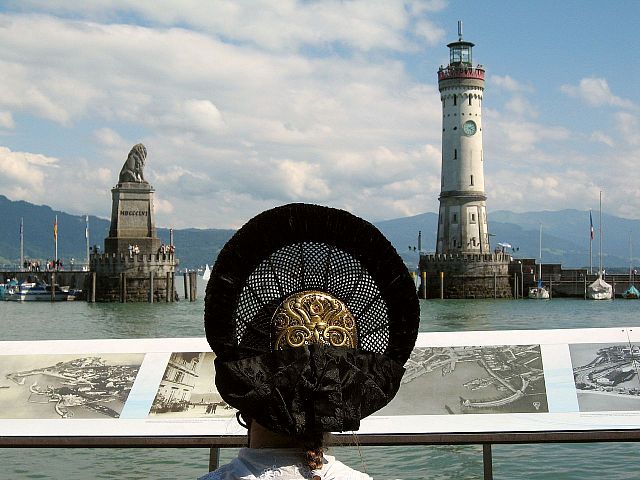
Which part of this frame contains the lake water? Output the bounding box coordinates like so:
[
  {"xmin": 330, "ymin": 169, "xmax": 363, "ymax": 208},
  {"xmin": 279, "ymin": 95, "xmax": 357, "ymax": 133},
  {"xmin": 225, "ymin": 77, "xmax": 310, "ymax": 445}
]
[{"xmin": 1, "ymin": 288, "xmax": 639, "ymax": 479}]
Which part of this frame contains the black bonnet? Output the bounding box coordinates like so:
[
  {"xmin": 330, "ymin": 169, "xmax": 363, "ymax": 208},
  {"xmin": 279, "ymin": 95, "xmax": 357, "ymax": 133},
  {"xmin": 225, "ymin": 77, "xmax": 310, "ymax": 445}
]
[{"xmin": 204, "ymin": 203, "xmax": 419, "ymax": 437}]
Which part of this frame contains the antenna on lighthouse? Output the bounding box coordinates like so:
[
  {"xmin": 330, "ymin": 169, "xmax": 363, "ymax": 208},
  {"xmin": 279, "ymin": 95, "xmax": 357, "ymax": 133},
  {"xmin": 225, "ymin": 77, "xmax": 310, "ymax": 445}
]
[{"xmin": 458, "ymin": 20, "xmax": 463, "ymax": 41}]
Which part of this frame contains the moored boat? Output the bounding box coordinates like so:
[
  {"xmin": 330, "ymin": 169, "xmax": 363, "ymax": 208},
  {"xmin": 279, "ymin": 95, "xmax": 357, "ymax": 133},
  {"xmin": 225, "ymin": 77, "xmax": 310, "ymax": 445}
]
[
  {"xmin": 622, "ymin": 235, "xmax": 638, "ymax": 299},
  {"xmin": 587, "ymin": 274, "xmax": 613, "ymax": 300},
  {"xmin": 529, "ymin": 224, "xmax": 550, "ymax": 299},
  {"xmin": 622, "ymin": 285, "xmax": 640, "ymax": 299},
  {"xmin": 3, "ymin": 279, "xmax": 79, "ymax": 302},
  {"xmin": 529, "ymin": 281, "xmax": 550, "ymax": 299},
  {"xmin": 588, "ymin": 192, "xmax": 612, "ymax": 300}
]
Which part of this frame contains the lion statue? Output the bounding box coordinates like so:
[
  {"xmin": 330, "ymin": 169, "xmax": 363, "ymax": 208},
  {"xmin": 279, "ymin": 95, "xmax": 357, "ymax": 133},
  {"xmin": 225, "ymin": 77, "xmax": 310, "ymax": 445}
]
[{"xmin": 118, "ymin": 143, "xmax": 147, "ymax": 183}]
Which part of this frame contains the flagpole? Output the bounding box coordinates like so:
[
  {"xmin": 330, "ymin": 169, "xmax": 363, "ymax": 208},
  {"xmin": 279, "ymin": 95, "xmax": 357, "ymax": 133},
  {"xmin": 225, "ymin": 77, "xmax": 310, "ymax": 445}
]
[
  {"xmin": 54, "ymin": 215, "xmax": 58, "ymax": 271},
  {"xmin": 20, "ymin": 217, "xmax": 24, "ymax": 271},
  {"xmin": 589, "ymin": 209, "xmax": 593, "ymax": 275}
]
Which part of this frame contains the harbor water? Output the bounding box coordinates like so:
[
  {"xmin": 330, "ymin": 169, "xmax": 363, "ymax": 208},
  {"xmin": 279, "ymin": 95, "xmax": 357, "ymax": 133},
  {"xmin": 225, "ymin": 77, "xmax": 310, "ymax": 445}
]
[{"xmin": 1, "ymin": 288, "xmax": 640, "ymax": 479}]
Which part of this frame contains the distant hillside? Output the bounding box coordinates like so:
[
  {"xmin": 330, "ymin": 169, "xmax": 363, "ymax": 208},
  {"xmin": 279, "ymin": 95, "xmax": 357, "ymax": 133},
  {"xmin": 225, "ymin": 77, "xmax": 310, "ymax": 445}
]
[
  {"xmin": 1, "ymin": 195, "xmax": 638, "ymax": 270},
  {"xmin": 371, "ymin": 209, "xmax": 638, "ymax": 269},
  {"xmin": 0, "ymin": 195, "xmax": 234, "ymax": 269}
]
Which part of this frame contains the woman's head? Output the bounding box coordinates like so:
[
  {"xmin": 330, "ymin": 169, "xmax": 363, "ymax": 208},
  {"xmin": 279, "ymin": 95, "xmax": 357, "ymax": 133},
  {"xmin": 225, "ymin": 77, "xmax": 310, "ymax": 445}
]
[{"xmin": 205, "ymin": 203, "xmax": 420, "ymax": 440}]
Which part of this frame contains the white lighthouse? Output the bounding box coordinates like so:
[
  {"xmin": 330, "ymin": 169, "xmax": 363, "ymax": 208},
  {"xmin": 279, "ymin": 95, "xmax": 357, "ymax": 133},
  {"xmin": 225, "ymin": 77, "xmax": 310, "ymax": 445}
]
[
  {"xmin": 420, "ymin": 22, "xmax": 512, "ymax": 299},
  {"xmin": 436, "ymin": 22, "xmax": 490, "ymax": 255}
]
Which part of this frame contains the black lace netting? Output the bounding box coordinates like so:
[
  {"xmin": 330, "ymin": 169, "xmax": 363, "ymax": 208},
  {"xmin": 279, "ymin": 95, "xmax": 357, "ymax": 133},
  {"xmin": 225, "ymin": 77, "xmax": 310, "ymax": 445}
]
[
  {"xmin": 233, "ymin": 241, "xmax": 389, "ymax": 355},
  {"xmin": 204, "ymin": 203, "xmax": 420, "ymax": 437}
]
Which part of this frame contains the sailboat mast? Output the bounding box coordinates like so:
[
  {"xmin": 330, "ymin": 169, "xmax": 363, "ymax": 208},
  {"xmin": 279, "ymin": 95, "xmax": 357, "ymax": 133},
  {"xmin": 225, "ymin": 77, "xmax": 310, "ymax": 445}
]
[
  {"xmin": 20, "ymin": 217, "xmax": 24, "ymax": 271},
  {"xmin": 85, "ymin": 215, "xmax": 90, "ymax": 270},
  {"xmin": 599, "ymin": 191, "xmax": 603, "ymax": 275},
  {"xmin": 630, "ymin": 233, "xmax": 633, "ymax": 283},
  {"xmin": 539, "ymin": 223, "xmax": 542, "ymax": 280}
]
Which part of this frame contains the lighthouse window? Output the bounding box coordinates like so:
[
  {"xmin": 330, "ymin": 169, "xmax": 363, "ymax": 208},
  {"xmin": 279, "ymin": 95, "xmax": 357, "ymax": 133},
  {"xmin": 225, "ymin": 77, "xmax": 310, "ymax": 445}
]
[
  {"xmin": 454, "ymin": 149, "xmax": 457, "ymax": 159},
  {"xmin": 452, "ymin": 213, "xmax": 458, "ymax": 223},
  {"xmin": 471, "ymin": 213, "xmax": 476, "ymax": 223},
  {"xmin": 453, "ymin": 95, "xmax": 457, "ymax": 106},
  {"xmin": 470, "ymin": 174, "xmax": 474, "ymax": 186},
  {"xmin": 469, "ymin": 96, "xmax": 472, "ymax": 106},
  {"xmin": 442, "ymin": 98, "xmax": 445, "ymax": 107}
]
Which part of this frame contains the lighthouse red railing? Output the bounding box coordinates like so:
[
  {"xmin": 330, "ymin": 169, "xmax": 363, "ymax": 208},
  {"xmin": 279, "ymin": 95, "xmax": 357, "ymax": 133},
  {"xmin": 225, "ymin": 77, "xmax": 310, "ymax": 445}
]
[{"xmin": 438, "ymin": 66, "xmax": 485, "ymax": 81}]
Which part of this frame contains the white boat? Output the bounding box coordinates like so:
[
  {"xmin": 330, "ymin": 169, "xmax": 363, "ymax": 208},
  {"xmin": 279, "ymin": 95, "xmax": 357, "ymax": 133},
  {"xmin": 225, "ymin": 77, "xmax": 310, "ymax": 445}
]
[
  {"xmin": 587, "ymin": 191, "xmax": 612, "ymax": 300},
  {"xmin": 202, "ymin": 264, "xmax": 211, "ymax": 282},
  {"xmin": 529, "ymin": 283, "xmax": 550, "ymax": 299},
  {"xmin": 588, "ymin": 274, "xmax": 613, "ymax": 300},
  {"xmin": 3, "ymin": 280, "xmax": 79, "ymax": 302},
  {"xmin": 528, "ymin": 224, "xmax": 550, "ymax": 299}
]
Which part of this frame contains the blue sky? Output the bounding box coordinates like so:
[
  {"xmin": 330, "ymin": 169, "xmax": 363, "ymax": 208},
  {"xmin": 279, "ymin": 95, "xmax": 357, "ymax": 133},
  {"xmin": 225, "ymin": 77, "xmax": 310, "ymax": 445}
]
[{"xmin": 0, "ymin": 1, "xmax": 637, "ymax": 228}]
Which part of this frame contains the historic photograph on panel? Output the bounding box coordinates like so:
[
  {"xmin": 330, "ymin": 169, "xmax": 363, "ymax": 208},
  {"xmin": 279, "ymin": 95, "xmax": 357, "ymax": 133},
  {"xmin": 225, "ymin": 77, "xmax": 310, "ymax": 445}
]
[
  {"xmin": 149, "ymin": 352, "xmax": 235, "ymax": 418},
  {"xmin": 378, "ymin": 345, "xmax": 548, "ymax": 416},
  {"xmin": 570, "ymin": 343, "xmax": 640, "ymax": 412},
  {"xmin": 0, "ymin": 353, "xmax": 144, "ymax": 419}
]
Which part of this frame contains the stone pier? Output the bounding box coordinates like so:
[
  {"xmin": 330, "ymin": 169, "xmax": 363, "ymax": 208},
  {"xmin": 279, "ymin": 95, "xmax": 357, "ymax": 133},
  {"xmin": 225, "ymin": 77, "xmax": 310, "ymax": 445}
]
[{"xmin": 420, "ymin": 252, "xmax": 513, "ymax": 299}]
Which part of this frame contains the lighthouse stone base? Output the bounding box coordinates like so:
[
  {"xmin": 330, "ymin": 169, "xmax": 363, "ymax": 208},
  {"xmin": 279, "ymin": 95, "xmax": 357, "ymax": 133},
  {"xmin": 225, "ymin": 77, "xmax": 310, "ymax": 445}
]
[{"xmin": 420, "ymin": 253, "xmax": 512, "ymax": 299}]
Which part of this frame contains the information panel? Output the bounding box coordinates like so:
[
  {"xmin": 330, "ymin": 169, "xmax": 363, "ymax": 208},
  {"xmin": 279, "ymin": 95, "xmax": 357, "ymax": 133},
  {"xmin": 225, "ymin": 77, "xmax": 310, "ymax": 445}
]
[{"xmin": 1, "ymin": 327, "xmax": 640, "ymax": 438}]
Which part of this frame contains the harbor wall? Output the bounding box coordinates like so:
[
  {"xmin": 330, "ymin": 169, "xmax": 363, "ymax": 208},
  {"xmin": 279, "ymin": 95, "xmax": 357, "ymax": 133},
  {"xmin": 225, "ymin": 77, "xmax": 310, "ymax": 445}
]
[{"xmin": 90, "ymin": 252, "xmax": 178, "ymax": 302}]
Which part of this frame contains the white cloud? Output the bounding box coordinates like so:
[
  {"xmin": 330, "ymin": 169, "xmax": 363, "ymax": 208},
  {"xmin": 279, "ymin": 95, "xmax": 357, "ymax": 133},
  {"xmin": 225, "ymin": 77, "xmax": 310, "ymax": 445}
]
[
  {"xmin": 490, "ymin": 75, "xmax": 534, "ymax": 93},
  {"xmin": 4, "ymin": 1, "xmax": 439, "ymax": 53},
  {"xmin": 590, "ymin": 131, "xmax": 614, "ymax": 147},
  {"xmin": 485, "ymin": 111, "xmax": 570, "ymax": 155},
  {"xmin": 0, "ymin": 146, "xmax": 57, "ymax": 195},
  {"xmin": 504, "ymin": 96, "xmax": 538, "ymax": 118},
  {"xmin": 94, "ymin": 127, "xmax": 125, "ymax": 147},
  {"xmin": 561, "ymin": 77, "xmax": 634, "ymax": 109},
  {"xmin": 0, "ymin": 4, "xmax": 638, "ymax": 227},
  {"xmin": 0, "ymin": 111, "xmax": 15, "ymax": 129},
  {"xmin": 414, "ymin": 19, "xmax": 445, "ymax": 45},
  {"xmin": 614, "ymin": 112, "xmax": 640, "ymax": 146}
]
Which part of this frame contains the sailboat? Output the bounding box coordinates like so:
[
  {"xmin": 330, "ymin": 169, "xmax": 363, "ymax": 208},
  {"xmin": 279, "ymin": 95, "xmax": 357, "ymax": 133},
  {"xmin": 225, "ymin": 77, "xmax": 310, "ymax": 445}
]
[
  {"xmin": 202, "ymin": 264, "xmax": 211, "ymax": 282},
  {"xmin": 622, "ymin": 234, "xmax": 639, "ymax": 299},
  {"xmin": 587, "ymin": 191, "xmax": 613, "ymax": 300},
  {"xmin": 528, "ymin": 223, "xmax": 550, "ymax": 299}
]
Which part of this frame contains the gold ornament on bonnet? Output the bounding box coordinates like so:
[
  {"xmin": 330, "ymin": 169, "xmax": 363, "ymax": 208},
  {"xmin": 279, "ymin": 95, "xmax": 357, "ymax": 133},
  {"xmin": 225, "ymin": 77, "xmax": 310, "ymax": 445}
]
[{"xmin": 272, "ymin": 290, "xmax": 357, "ymax": 349}]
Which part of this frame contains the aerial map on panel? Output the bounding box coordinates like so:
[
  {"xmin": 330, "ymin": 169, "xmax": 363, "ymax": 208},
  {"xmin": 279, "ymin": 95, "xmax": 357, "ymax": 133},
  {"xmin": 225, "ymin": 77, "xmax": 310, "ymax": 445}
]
[
  {"xmin": 570, "ymin": 343, "xmax": 640, "ymax": 412},
  {"xmin": 379, "ymin": 345, "xmax": 548, "ymax": 416},
  {"xmin": 0, "ymin": 354, "xmax": 143, "ymax": 419}
]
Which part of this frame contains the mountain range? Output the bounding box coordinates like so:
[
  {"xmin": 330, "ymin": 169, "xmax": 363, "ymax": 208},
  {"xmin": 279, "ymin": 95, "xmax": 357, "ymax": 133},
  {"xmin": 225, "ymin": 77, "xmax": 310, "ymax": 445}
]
[{"xmin": 1, "ymin": 194, "xmax": 638, "ymax": 271}]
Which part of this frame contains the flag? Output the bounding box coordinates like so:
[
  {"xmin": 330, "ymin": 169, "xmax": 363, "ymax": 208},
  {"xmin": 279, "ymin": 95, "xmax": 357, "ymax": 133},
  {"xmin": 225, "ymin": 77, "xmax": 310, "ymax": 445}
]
[
  {"xmin": 54, "ymin": 216, "xmax": 58, "ymax": 240},
  {"xmin": 589, "ymin": 210, "xmax": 594, "ymax": 240}
]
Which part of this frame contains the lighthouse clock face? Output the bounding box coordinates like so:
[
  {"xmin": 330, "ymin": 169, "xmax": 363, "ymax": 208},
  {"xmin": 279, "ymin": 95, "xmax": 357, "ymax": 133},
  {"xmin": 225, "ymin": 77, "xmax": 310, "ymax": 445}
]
[{"xmin": 463, "ymin": 120, "xmax": 477, "ymax": 136}]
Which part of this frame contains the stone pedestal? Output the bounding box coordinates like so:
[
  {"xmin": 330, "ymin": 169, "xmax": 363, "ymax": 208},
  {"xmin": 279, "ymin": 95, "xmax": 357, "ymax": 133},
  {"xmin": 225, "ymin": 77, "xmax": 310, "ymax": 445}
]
[
  {"xmin": 420, "ymin": 252, "xmax": 513, "ymax": 299},
  {"xmin": 104, "ymin": 182, "xmax": 161, "ymax": 255},
  {"xmin": 91, "ymin": 168, "xmax": 179, "ymax": 302}
]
